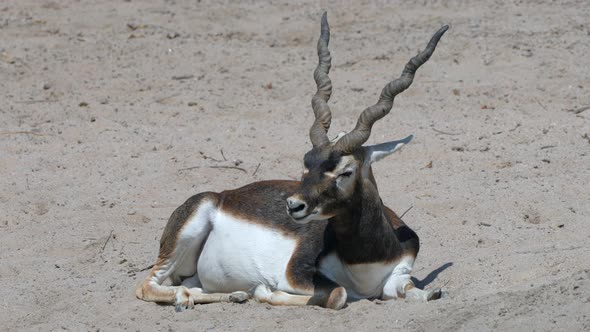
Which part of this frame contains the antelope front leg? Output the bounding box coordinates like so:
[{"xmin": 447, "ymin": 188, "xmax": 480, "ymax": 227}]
[
  {"xmin": 381, "ymin": 257, "xmax": 444, "ymax": 301},
  {"xmin": 382, "ymin": 276, "xmax": 443, "ymax": 301}
]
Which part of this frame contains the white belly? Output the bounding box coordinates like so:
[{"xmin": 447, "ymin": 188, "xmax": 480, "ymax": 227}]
[
  {"xmin": 319, "ymin": 252, "xmax": 398, "ymax": 299},
  {"xmin": 197, "ymin": 211, "xmax": 297, "ymax": 293}
]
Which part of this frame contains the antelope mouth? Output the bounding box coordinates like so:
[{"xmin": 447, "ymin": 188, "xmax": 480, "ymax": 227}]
[
  {"xmin": 293, "ymin": 211, "xmax": 317, "ymax": 221},
  {"xmin": 290, "ymin": 210, "xmax": 319, "ymax": 224}
]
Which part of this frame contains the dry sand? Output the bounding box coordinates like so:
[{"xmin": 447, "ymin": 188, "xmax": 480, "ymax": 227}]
[{"xmin": 1, "ymin": 0, "xmax": 589, "ymax": 331}]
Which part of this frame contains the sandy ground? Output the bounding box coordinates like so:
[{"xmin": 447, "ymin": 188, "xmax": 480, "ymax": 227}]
[{"xmin": 1, "ymin": 0, "xmax": 589, "ymax": 330}]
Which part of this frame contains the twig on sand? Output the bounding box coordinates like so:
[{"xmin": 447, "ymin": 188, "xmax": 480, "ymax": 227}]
[
  {"xmin": 127, "ymin": 263, "xmax": 155, "ymax": 276},
  {"xmin": 15, "ymin": 99, "xmax": 58, "ymax": 104},
  {"xmin": 508, "ymin": 123, "xmax": 521, "ymax": 132},
  {"xmin": 154, "ymin": 93, "xmax": 180, "ymax": 104},
  {"xmin": 1, "ymin": 131, "xmax": 49, "ymax": 136},
  {"xmin": 533, "ymin": 97, "xmax": 548, "ymax": 111},
  {"xmin": 220, "ymin": 149, "xmax": 227, "ymax": 161},
  {"xmin": 209, "ymin": 165, "xmax": 247, "ymax": 173},
  {"xmin": 399, "ymin": 205, "xmax": 414, "ymax": 219},
  {"xmin": 570, "ymin": 105, "xmax": 590, "ymax": 114},
  {"xmin": 252, "ymin": 163, "xmax": 261, "ymax": 176},
  {"xmin": 177, "ymin": 166, "xmax": 200, "ymax": 172},
  {"xmin": 432, "ymin": 128, "xmax": 460, "ymax": 135},
  {"xmin": 139, "ymin": 264, "xmax": 154, "ymax": 272},
  {"xmin": 171, "ymin": 74, "xmax": 194, "ymax": 80},
  {"xmin": 516, "ymin": 245, "xmax": 582, "ymax": 255},
  {"xmin": 199, "ymin": 151, "xmax": 221, "ymax": 162},
  {"xmin": 102, "ymin": 230, "xmax": 114, "ymax": 251},
  {"xmin": 178, "ymin": 165, "xmax": 248, "ymax": 173}
]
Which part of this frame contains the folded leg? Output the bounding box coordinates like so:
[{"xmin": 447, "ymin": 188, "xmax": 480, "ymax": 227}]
[
  {"xmin": 252, "ymin": 273, "xmax": 347, "ymax": 310},
  {"xmin": 381, "ymin": 256, "xmax": 443, "ymax": 301}
]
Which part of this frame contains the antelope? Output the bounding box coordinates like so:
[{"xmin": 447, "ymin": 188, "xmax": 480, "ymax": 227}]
[{"xmin": 136, "ymin": 12, "xmax": 448, "ymax": 311}]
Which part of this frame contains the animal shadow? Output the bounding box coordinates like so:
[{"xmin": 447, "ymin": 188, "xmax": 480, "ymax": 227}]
[{"xmin": 412, "ymin": 262, "xmax": 453, "ymax": 289}]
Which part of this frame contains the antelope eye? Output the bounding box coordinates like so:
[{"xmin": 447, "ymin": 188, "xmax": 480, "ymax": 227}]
[{"xmin": 339, "ymin": 171, "xmax": 353, "ymax": 178}]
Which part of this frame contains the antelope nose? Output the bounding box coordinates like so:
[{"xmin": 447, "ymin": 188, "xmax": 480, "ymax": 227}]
[{"xmin": 286, "ymin": 197, "xmax": 307, "ymax": 214}]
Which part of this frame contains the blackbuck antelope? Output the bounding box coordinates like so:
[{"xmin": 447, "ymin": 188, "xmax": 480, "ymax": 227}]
[{"xmin": 136, "ymin": 13, "xmax": 448, "ymax": 311}]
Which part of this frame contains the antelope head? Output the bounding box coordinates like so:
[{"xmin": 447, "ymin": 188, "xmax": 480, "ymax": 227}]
[{"xmin": 286, "ymin": 13, "xmax": 448, "ymax": 224}]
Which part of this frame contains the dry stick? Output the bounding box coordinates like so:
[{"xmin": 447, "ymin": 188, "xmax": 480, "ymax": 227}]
[
  {"xmin": 533, "ymin": 97, "xmax": 548, "ymax": 111},
  {"xmin": 178, "ymin": 165, "xmax": 248, "ymax": 173},
  {"xmin": 15, "ymin": 99, "xmax": 58, "ymax": 104},
  {"xmin": 155, "ymin": 93, "xmax": 180, "ymax": 104},
  {"xmin": 432, "ymin": 128, "xmax": 460, "ymax": 135},
  {"xmin": 1, "ymin": 131, "xmax": 49, "ymax": 136},
  {"xmin": 252, "ymin": 163, "xmax": 261, "ymax": 176},
  {"xmin": 177, "ymin": 166, "xmax": 200, "ymax": 172},
  {"xmin": 399, "ymin": 205, "xmax": 414, "ymax": 219},
  {"xmin": 516, "ymin": 245, "xmax": 583, "ymax": 255},
  {"xmin": 220, "ymin": 149, "xmax": 227, "ymax": 161},
  {"xmin": 200, "ymin": 152, "xmax": 222, "ymax": 162},
  {"xmin": 102, "ymin": 230, "xmax": 114, "ymax": 251},
  {"xmin": 509, "ymin": 123, "xmax": 522, "ymax": 132},
  {"xmin": 172, "ymin": 74, "xmax": 194, "ymax": 80},
  {"xmin": 572, "ymin": 105, "xmax": 590, "ymax": 114},
  {"xmin": 139, "ymin": 264, "xmax": 154, "ymax": 272},
  {"xmin": 209, "ymin": 165, "xmax": 247, "ymax": 173}
]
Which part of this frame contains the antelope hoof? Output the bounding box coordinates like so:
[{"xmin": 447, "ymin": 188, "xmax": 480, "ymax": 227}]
[
  {"xmin": 426, "ymin": 288, "xmax": 445, "ymax": 301},
  {"xmin": 326, "ymin": 287, "xmax": 347, "ymax": 310},
  {"xmin": 229, "ymin": 291, "xmax": 249, "ymax": 303},
  {"xmin": 174, "ymin": 287, "xmax": 194, "ymax": 312}
]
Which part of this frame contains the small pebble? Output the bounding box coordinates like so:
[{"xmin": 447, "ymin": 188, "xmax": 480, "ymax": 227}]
[{"xmin": 167, "ymin": 32, "xmax": 180, "ymax": 39}]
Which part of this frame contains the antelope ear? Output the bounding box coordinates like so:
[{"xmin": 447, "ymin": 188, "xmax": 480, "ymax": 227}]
[{"xmin": 364, "ymin": 135, "xmax": 413, "ymax": 164}]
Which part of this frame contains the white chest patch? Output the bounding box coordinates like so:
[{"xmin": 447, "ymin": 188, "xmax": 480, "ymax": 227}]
[
  {"xmin": 319, "ymin": 252, "xmax": 398, "ymax": 299},
  {"xmin": 197, "ymin": 211, "xmax": 297, "ymax": 293}
]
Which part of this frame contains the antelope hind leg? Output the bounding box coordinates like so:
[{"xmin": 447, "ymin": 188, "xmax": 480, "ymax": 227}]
[
  {"xmin": 135, "ymin": 261, "xmax": 192, "ymax": 310},
  {"xmin": 173, "ymin": 274, "xmax": 250, "ymax": 311},
  {"xmin": 382, "ymin": 274, "xmax": 446, "ymax": 301},
  {"xmin": 175, "ymin": 287, "xmax": 249, "ymax": 312},
  {"xmin": 381, "ymin": 257, "xmax": 446, "ymax": 301}
]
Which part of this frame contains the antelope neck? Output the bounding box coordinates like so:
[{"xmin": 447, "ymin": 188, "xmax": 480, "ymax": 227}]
[{"xmin": 326, "ymin": 180, "xmax": 401, "ymax": 265}]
